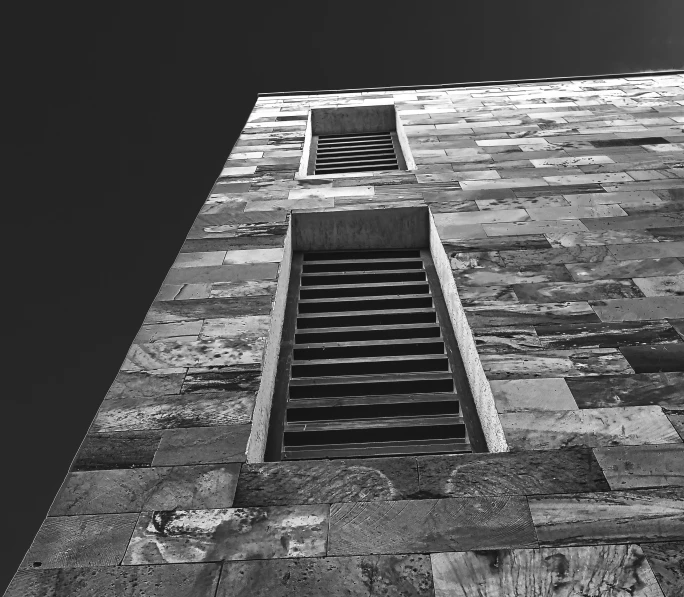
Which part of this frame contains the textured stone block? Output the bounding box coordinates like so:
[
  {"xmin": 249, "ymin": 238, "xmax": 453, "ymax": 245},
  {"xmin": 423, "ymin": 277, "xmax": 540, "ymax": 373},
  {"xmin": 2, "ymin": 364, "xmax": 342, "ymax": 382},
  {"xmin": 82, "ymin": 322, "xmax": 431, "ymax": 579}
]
[
  {"xmin": 594, "ymin": 444, "xmax": 684, "ymax": 489},
  {"xmin": 153, "ymin": 425, "xmax": 251, "ymax": 465},
  {"xmin": 640, "ymin": 541, "xmax": 684, "ymax": 597}
]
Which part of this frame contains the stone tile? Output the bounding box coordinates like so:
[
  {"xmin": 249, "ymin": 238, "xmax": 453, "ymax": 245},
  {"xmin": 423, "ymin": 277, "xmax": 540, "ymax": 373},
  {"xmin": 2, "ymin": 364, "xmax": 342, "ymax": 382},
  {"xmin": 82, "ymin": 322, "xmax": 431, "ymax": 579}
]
[
  {"xmin": 5, "ymin": 563, "xmax": 222, "ymax": 597},
  {"xmin": 172, "ymin": 251, "xmax": 226, "ymax": 268},
  {"xmin": 634, "ymin": 274, "xmax": 684, "ymax": 296},
  {"xmin": 434, "ymin": 223, "xmax": 487, "ymax": 241},
  {"xmin": 144, "ymin": 296, "xmax": 272, "ymax": 324},
  {"xmin": 483, "ymin": 219, "xmax": 588, "ymax": 236},
  {"xmin": 528, "ymin": 488, "xmax": 684, "ymax": 546},
  {"xmin": 199, "ymin": 314, "xmax": 271, "ymax": 339},
  {"xmin": 513, "ymin": 279, "xmax": 644, "ymax": 302},
  {"xmin": 672, "ymin": 318, "xmax": 684, "ymax": 339},
  {"xmin": 370, "ymin": 553, "xmax": 435, "ymax": 597},
  {"xmin": 583, "ymin": 214, "xmax": 684, "ymax": 231},
  {"xmin": 471, "ymin": 326, "xmax": 542, "ymax": 354},
  {"xmin": 500, "ymin": 245, "xmax": 611, "ymax": 266},
  {"xmin": 448, "ymin": 251, "xmax": 506, "ymax": 269},
  {"xmin": 457, "ymin": 285, "xmax": 518, "ymax": 306},
  {"xmin": 648, "ymin": 226, "xmax": 684, "ymax": 241},
  {"xmin": 92, "ymin": 391, "xmax": 254, "ymax": 432},
  {"xmin": 481, "ymin": 348, "xmax": 633, "ymax": 379},
  {"xmin": 665, "ymin": 410, "xmax": 684, "ymax": 441},
  {"xmin": 209, "ymin": 279, "xmax": 278, "ymax": 298},
  {"xmin": 72, "ymin": 431, "xmax": 162, "ymax": 471},
  {"xmin": 546, "ymin": 229, "xmax": 659, "ymax": 246},
  {"xmin": 418, "ymin": 447, "xmax": 608, "ymax": 497},
  {"xmin": 500, "ymin": 405, "xmax": 681, "ymax": 449},
  {"xmin": 234, "ymin": 457, "xmax": 419, "ymax": 506},
  {"xmin": 475, "ymin": 194, "xmax": 570, "ymax": 210},
  {"xmin": 640, "ymin": 541, "xmax": 684, "ymax": 597},
  {"xmin": 608, "ymin": 241, "xmax": 684, "ymax": 260},
  {"xmin": 489, "ymin": 378, "xmax": 578, "ymax": 411},
  {"xmin": 567, "ymin": 372, "xmax": 684, "ymax": 408},
  {"xmin": 134, "ymin": 321, "xmax": 202, "ymax": 343},
  {"xmin": 123, "ymin": 505, "xmax": 329, "ymax": 564},
  {"xmin": 181, "ymin": 364, "xmax": 261, "ymax": 394},
  {"xmin": 431, "ymin": 544, "xmax": 664, "ymax": 597},
  {"xmin": 442, "ymin": 235, "xmax": 551, "ymax": 252},
  {"xmin": 21, "ymin": 513, "xmax": 139, "ymax": 569},
  {"xmin": 433, "ymin": 209, "xmax": 530, "ymax": 226},
  {"xmin": 222, "ymin": 248, "xmax": 284, "ymax": 264},
  {"xmin": 526, "ymin": 204, "xmax": 628, "ymax": 220},
  {"xmin": 163, "ymin": 263, "xmax": 279, "ymax": 285},
  {"xmin": 453, "ymin": 264, "xmax": 572, "ymax": 286},
  {"xmin": 153, "ymin": 425, "xmax": 251, "ymax": 465},
  {"xmin": 50, "ymin": 464, "xmax": 241, "ymax": 515},
  {"xmin": 593, "ymin": 444, "xmax": 684, "ymax": 489},
  {"xmin": 620, "ymin": 344, "xmax": 684, "ymax": 373},
  {"xmin": 464, "ymin": 302, "xmax": 601, "ymax": 327},
  {"xmin": 566, "ymin": 257, "xmax": 684, "ymax": 282},
  {"xmin": 328, "ymin": 497, "xmax": 537, "ymax": 556},
  {"xmin": 104, "ymin": 369, "xmax": 186, "ymax": 400},
  {"xmin": 591, "ymin": 297, "xmax": 684, "ymax": 321},
  {"xmin": 545, "ymin": 173, "xmax": 635, "ymax": 185},
  {"xmin": 535, "ymin": 320, "xmax": 681, "ymax": 349},
  {"xmin": 563, "ymin": 190, "xmax": 664, "ymax": 205}
]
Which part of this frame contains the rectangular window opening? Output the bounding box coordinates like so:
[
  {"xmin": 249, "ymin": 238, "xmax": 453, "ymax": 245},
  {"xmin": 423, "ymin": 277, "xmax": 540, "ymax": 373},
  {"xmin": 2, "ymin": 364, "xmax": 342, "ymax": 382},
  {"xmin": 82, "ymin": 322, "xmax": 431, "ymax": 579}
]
[{"xmin": 265, "ymin": 247, "xmax": 488, "ymax": 461}]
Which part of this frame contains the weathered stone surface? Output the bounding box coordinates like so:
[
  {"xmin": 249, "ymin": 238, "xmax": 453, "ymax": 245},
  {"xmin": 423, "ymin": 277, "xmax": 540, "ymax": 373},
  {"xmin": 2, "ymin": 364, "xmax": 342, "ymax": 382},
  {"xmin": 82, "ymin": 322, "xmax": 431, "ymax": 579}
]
[
  {"xmin": 153, "ymin": 425, "xmax": 251, "ymax": 465},
  {"xmin": 104, "ymin": 369, "xmax": 186, "ymax": 400},
  {"xmin": 593, "ymin": 444, "xmax": 684, "ymax": 489},
  {"xmin": 72, "ymin": 431, "xmax": 162, "ymax": 471},
  {"xmin": 488, "ymin": 378, "xmax": 577, "ymax": 411},
  {"xmin": 640, "ymin": 541, "xmax": 684, "ymax": 597},
  {"xmin": 123, "ymin": 505, "xmax": 329, "ymax": 564},
  {"xmin": 566, "ymin": 372, "xmax": 684, "ymax": 408}
]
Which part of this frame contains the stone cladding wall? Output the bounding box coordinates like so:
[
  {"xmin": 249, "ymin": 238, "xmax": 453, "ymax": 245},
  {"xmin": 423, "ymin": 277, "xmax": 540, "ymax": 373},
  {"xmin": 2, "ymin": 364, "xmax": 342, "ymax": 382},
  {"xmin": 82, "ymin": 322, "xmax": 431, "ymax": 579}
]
[{"xmin": 6, "ymin": 73, "xmax": 684, "ymax": 597}]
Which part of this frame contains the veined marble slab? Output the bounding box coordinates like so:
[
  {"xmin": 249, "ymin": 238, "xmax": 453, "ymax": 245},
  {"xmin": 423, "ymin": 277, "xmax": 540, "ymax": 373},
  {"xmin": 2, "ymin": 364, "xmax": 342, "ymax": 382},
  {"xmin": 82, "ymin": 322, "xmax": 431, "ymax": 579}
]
[
  {"xmin": 222, "ymin": 248, "xmax": 284, "ymax": 264},
  {"xmin": 609, "ymin": 241, "xmax": 684, "ymax": 260},
  {"xmin": 471, "ymin": 326, "xmax": 542, "ymax": 354},
  {"xmin": 134, "ymin": 321, "xmax": 202, "ymax": 343},
  {"xmin": 163, "ymin": 263, "xmax": 279, "ymax": 285},
  {"xmin": 648, "ymin": 226, "xmax": 684, "ymax": 242},
  {"xmin": 456, "ymin": 285, "xmax": 519, "ymax": 305},
  {"xmin": 453, "ymin": 264, "xmax": 572, "ymax": 286},
  {"xmin": 328, "ymin": 497, "xmax": 537, "ymax": 556},
  {"xmin": 152, "ymin": 425, "xmax": 251, "ymax": 466},
  {"xmin": 528, "ymin": 488, "xmax": 684, "ymax": 546},
  {"xmin": 531, "ymin": 155, "xmax": 616, "ymax": 167},
  {"xmin": 123, "ymin": 505, "xmax": 329, "ymax": 564},
  {"xmin": 535, "ymin": 320, "xmax": 681, "ymax": 349},
  {"xmin": 591, "ymin": 297, "xmax": 684, "ymax": 321},
  {"xmin": 526, "ymin": 204, "xmax": 628, "ymax": 220},
  {"xmin": 583, "ymin": 214, "xmax": 684, "ymax": 231},
  {"xmin": 417, "ymin": 447, "xmax": 608, "ymax": 497},
  {"xmin": 234, "ymin": 457, "xmax": 419, "ymax": 506},
  {"xmin": 50, "ymin": 464, "xmax": 241, "ymax": 515},
  {"xmin": 567, "ymin": 372, "xmax": 684, "ymax": 409},
  {"xmin": 6, "ymin": 563, "xmax": 222, "ymax": 597},
  {"xmin": 72, "ymin": 431, "xmax": 162, "ymax": 471},
  {"xmin": 500, "ymin": 405, "xmax": 681, "ymax": 449},
  {"xmin": 209, "ymin": 279, "xmax": 277, "ymax": 298},
  {"xmin": 432, "ymin": 545, "xmax": 664, "ymax": 597},
  {"xmin": 483, "ymin": 219, "xmax": 589, "ymax": 237},
  {"xmin": 489, "ymin": 378, "xmax": 578, "ymax": 411},
  {"xmin": 500, "ymin": 245, "xmax": 611, "ymax": 266},
  {"xmin": 172, "ymin": 251, "xmax": 226, "ymax": 268},
  {"xmin": 144, "ymin": 296, "xmax": 272, "ymax": 324},
  {"xmin": 594, "ymin": 444, "xmax": 684, "ymax": 489},
  {"xmin": 433, "ymin": 209, "xmax": 529, "ymax": 226},
  {"xmin": 21, "ymin": 513, "xmax": 139, "ymax": 569},
  {"xmin": 567, "ymin": 257, "xmax": 684, "ymax": 281},
  {"xmin": 464, "ymin": 302, "xmax": 601, "ymax": 327},
  {"xmin": 514, "ymin": 279, "xmax": 644, "ymax": 303},
  {"xmin": 105, "ymin": 368, "xmax": 186, "ymax": 400},
  {"xmin": 448, "ymin": 251, "xmax": 506, "ymax": 269},
  {"xmin": 475, "ymin": 194, "xmax": 570, "ymax": 210},
  {"xmin": 640, "ymin": 541, "xmax": 684, "ymax": 597},
  {"xmin": 546, "ymin": 229, "xmax": 660, "ymax": 246},
  {"xmin": 442, "ymin": 235, "xmax": 551, "ymax": 252},
  {"xmin": 634, "ymin": 275, "xmax": 684, "ymax": 296},
  {"xmin": 181, "ymin": 365, "xmax": 260, "ymax": 394},
  {"xmin": 619, "ymin": 344, "xmax": 684, "ymax": 373},
  {"xmin": 93, "ymin": 392, "xmax": 255, "ymax": 432}
]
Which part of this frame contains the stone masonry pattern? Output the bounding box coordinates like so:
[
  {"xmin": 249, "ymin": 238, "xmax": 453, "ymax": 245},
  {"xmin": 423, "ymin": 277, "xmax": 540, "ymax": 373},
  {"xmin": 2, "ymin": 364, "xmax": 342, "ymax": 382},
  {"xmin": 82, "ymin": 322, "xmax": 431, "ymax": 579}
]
[{"xmin": 6, "ymin": 73, "xmax": 684, "ymax": 596}]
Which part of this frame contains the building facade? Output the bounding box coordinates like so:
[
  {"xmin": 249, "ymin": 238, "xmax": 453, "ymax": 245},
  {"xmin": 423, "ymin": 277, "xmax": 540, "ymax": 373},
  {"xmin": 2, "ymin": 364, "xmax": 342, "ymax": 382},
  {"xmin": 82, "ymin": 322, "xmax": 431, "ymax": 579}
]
[{"xmin": 6, "ymin": 72, "xmax": 684, "ymax": 596}]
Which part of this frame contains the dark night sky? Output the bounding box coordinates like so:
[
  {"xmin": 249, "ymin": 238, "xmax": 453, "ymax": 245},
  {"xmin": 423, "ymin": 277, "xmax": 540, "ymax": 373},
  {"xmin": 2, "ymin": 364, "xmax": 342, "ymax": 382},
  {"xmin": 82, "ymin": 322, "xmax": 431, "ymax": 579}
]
[{"xmin": 3, "ymin": 1, "xmax": 683, "ymax": 589}]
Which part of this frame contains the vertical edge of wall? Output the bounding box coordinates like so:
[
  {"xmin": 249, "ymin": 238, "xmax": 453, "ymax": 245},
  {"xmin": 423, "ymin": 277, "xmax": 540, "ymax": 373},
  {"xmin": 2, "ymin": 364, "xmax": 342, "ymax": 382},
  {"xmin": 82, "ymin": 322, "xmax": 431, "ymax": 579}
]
[
  {"xmin": 428, "ymin": 211, "xmax": 508, "ymax": 452},
  {"xmin": 246, "ymin": 219, "xmax": 293, "ymax": 462},
  {"xmin": 395, "ymin": 108, "xmax": 416, "ymax": 171},
  {"xmin": 297, "ymin": 111, "xmax": 313, "ymax": 178}
]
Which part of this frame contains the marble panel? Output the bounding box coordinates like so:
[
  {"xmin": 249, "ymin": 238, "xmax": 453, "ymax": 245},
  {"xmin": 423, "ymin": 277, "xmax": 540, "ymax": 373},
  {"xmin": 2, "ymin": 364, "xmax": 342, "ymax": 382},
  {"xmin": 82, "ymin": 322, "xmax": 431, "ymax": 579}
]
[
  {"xmin": 514, "ymin": 279, "xmax": 644, "ymax": 304},
  {"xmin": 123, "ymin": 505, "xmax": 329, "ymax": 564},
  {"xmin": 198, "ymin": 314, "xmax": 270, "ymax": 339},
  {"xmin": 72, "ymin": 431, "xmax": 162, "ymax": 471},
  {"xmin": 431, "ymin": 545, "xmax": 664, "ymax": 597},
  {"xmin": 563, "ymin": 190, "xmax": 663, "ymax": 205},
  {"xmin": 181, "ymin": 365, "xmax": 261, "ymax": 394},
  {"xmin": 6, "ymin": 563, "xmax": 222, "ymax": 597},
  {"xmin": 456, "ymin": 285, "xmax": 519, "ymax": 306},
  {"xmin": 664, "ymin": 410, "xmax": 684, "ymax": 441},
  {"xmin": 647, "ymin": 226, "xmax": 684, "ymax": 241},
  {"xmin": 634, "ymin": 275, "xmax": 684, "ymax": 296},
  {"xmin": 526, "ymin": 204, "xmax": 628, "ymax": 220},
  {"xmin": 583, "ymin": 214, "xmax": 684, "ymax": 231},
  {"xmin": 245, "ymin": 198, "xmax": 335, "ymax": 211},
  {"xmin": 608, "ymin": 241, "xmax": 684, "ymax": 260},
  {"xmin": 475, "ymin": 194, "xmax": 570, "ymax": 210},
  {"xmin": 234, "ymin": 457, "xmax": 419, "ymax": 506},
  {"xmin": 328, "ymin": 497, "xmax": 537, "ymax": 556},
  {"xmin": 500, "ymin": 406, "xmax": 681, "ymax": 450},
  {"xmin": 640, "ymin": 541, "xmax": 684, "ymax": 597},
  {"xmin": 433, "ymin": 209, "xmax": 530, "ymax": 226},
  {"xmin": 448, "ymin": 251, "xmax": 506, "ymax": 269},
  {"xmin": 500, "ymin": 245, "xmax": 611, "ymax": 266},
  {"xmin": 535, "ymin": 320, "xmax": 681, "ymax": 349},
  {"xmin": 418, "ymin": 447, "xmax": 607, "ymax": 497},
  {"xmin": 425, "ymin": 200, "xmax": 479, "ymax": 213},
  {"xmin": 471, "ymin": 326, "xmax": 542, "ymax": 354},
  {"xmin": 144, "ymin": 296, "xmax": 272, "ymax": 324},
  {"xmin": 591, "ymin": 297, "xmax": 684, "ymax": 321},
  {"xmin": 222, "ymin": 248, "xmax": 284, "ymax": 264},
  {"xmin": 442, "ymin": 236, "xmax": 551, "ymax": 252},
  {"xmin": 464, "ymin": 302, "xmax": 601, "ymax": 327},
  {"xmin": 594, "ymin": 444, "xmax": 684, "ymax": 489},
  {"xmin": 489, "ymin": 378, "xmax": 578, "ymax": 411},
  {"xmin": 21, "ymin": 513, "xmax": 139, "ymax": 569},
  {"xmin": 528, "ymin": 488, "xmax": 684, "ymax": 546},
  {"xmin": 208, "ymin": 279, "xmax": 277, "ymax": 298},
  {"xmin": 435, "ymin": 223, "xmax": 487, "ymax": 241},
  {"xmin": 51, "ymin": 464, "xmax": 240, "ymax": 516},
  {"xmin": 567, "ymin": 372, "xmax": 684, "ymax": 409},
  {"xmin": 172, "ymin": 251, "xmax": 226, "ymax": 268},
  {"xmin": 483, "ymin": 219, "xmax": 589, "ymax": 237},
  {"xmin": 163, "ymin": 263, "xmax": 279, "ymax": 285},
  {"xmin": 104, "ymin": 369, "xmax": 186, "ymax": 400},
  {"xmin": 671, "ymin": 319, "xmax": 684, "ymax": 339},
  {"xmin": 566, "ymin": 257, "xmax": 684, "ymax": 281},
  {"xmin": 620, "ymin": 344, "xmax": 684, "ymax": 373},
  {"xmin": 134, "ymin": 321, "xmax": 202, "ymax": 343},
  {"xmin": 546, "ymin": 229, "xmax": 659, "ymax": 246},
  {"xmin": 93, "ymin": 392, "xmax": 254, "ymax": 432},
  {"xmin": 453, "ymin": 264, "xmax": 573, "ymax": 287},
  {"xmin": 481, "ymin": 348, "xmax": 634, "ymax": 379},
  {"xmin": 174, "ymin": 283, "xmax": 212, "ymax": 300},
  {"xmin": 153, "ymin": 425, "xmax": 251, "ymax": 465}
]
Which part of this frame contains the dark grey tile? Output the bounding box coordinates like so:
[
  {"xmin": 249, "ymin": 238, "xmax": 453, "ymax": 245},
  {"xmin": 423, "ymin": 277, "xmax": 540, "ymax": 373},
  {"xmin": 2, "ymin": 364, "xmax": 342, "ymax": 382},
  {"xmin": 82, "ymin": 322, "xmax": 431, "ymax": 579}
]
[
  {"xmin": 21, "ymin": 513, "xmax": 139, "ymax": 569},
  {"xmin": 181, "ymin": 365, "xmax": 261, "ymax": 394},
  {"xmin": 181, "ymin": 237, "xmax": 285, "ymax": 253},
  {"xmin": 641, "ymin": 541, "xmax": 684, "ymax": 597},
  {"xmin": 567, "ymin": 372, "xmax": 684, "ymax": 408},
  {"xmin": 513, "ymin": 279, "xmax": 644, "ymax": 303},
  {"xmin": 453, "ymin": 264, "xmax": 573, "ymax": 287},
  {"xmin": 471, "ymin": 326, "xmax": 542, "ymax": 354},
  {"xmin": 664, "ymin": 409, "xmax": 684, "ymax": 441},
  {"xmin": 594, "ymin": 444, "xmax": 684, "ymax": 489},
  {"xmin": 535, "ymin": 320, "xmax": 682, "ymax": 349},
  {"xmin": 647, "ymin": 226, "xmax": 684, "ymax": 241},
  {"xmin": 234, "ymin": 458, "xmax": 419, "ymax": 506},
  {"xmin": 529, "ymin": 488, "xmax": 684, "ymax": 546},
  {"xmin": 670, "ymin": 318, "xmax": 684, "ymax": 339},
  {"xmin": 417, "ymin": 448, "xmax": 609, "ymax": 497},
  {"xmin": 500, "ymin": 245, "xmax": 611, "ymax": 266},
  {"xmin": 105, "ymin": 369, "xmax": 186, "ymax": 400},
  {"xmin": 144, "ymin": 296, "xmax": 272, "ymax": 324},
  {"xmin": 442, "ymin": 235, "xmax": 551, "ymax": 252},
  {"xmin": 464, "ymin": 302, "xmax": 601, "ymax": 327},
  {"xmin": 328, "ymin": 497, "xmax": 537, "ymax": 555},
  {"xmin": 566, "ymin": 258, "xmax": 684, "ymax": 282},
  {"xmin": 72, "ymin": 431, "xmax": 162, "ymax": 471},
  {"xmin": 153, "ymin": 425, "xmax": 250, "ymax": 465},
  {"xmin": 620, "ymin": 344, "xmax": 684, "ymax": 373},
  {"xmin": 582, "ymin": 214, "xmax": 684, "ymax": 231}
]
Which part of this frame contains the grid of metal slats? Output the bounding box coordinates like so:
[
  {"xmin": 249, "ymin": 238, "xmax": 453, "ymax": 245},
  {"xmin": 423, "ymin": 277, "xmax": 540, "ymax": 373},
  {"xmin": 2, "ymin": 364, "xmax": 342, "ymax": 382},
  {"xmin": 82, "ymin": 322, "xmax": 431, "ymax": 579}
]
[
  {"xmin": 280, "ymin": 249, "xmax": 471, "ymax": 460},
  {"xmin": 314, "ymin": 131, "xmax": 399, "ymax": 175}
]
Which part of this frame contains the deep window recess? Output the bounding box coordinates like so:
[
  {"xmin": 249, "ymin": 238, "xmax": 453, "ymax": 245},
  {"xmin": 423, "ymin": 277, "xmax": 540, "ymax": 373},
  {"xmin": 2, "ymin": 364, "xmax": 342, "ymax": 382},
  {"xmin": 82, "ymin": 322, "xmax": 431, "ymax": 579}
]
[
  {"xmin": 311, "ymin": 131, "xmax": 406, "ymax": 175},
  {"xmin": 265, "ymin": 248, "xmax": 487, "ymax": 461}
]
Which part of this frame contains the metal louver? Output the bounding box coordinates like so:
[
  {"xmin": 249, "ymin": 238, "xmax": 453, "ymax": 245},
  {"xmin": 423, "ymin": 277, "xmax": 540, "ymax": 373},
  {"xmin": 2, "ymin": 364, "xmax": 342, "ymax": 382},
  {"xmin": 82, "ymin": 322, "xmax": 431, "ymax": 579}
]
[
  {"xmin": 313, "ymin": 131, "xmax": 404, "ymax": 175},
  {"xmin": 266, "ymin": 248, "xmax": 486, "ymax": 461}
]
